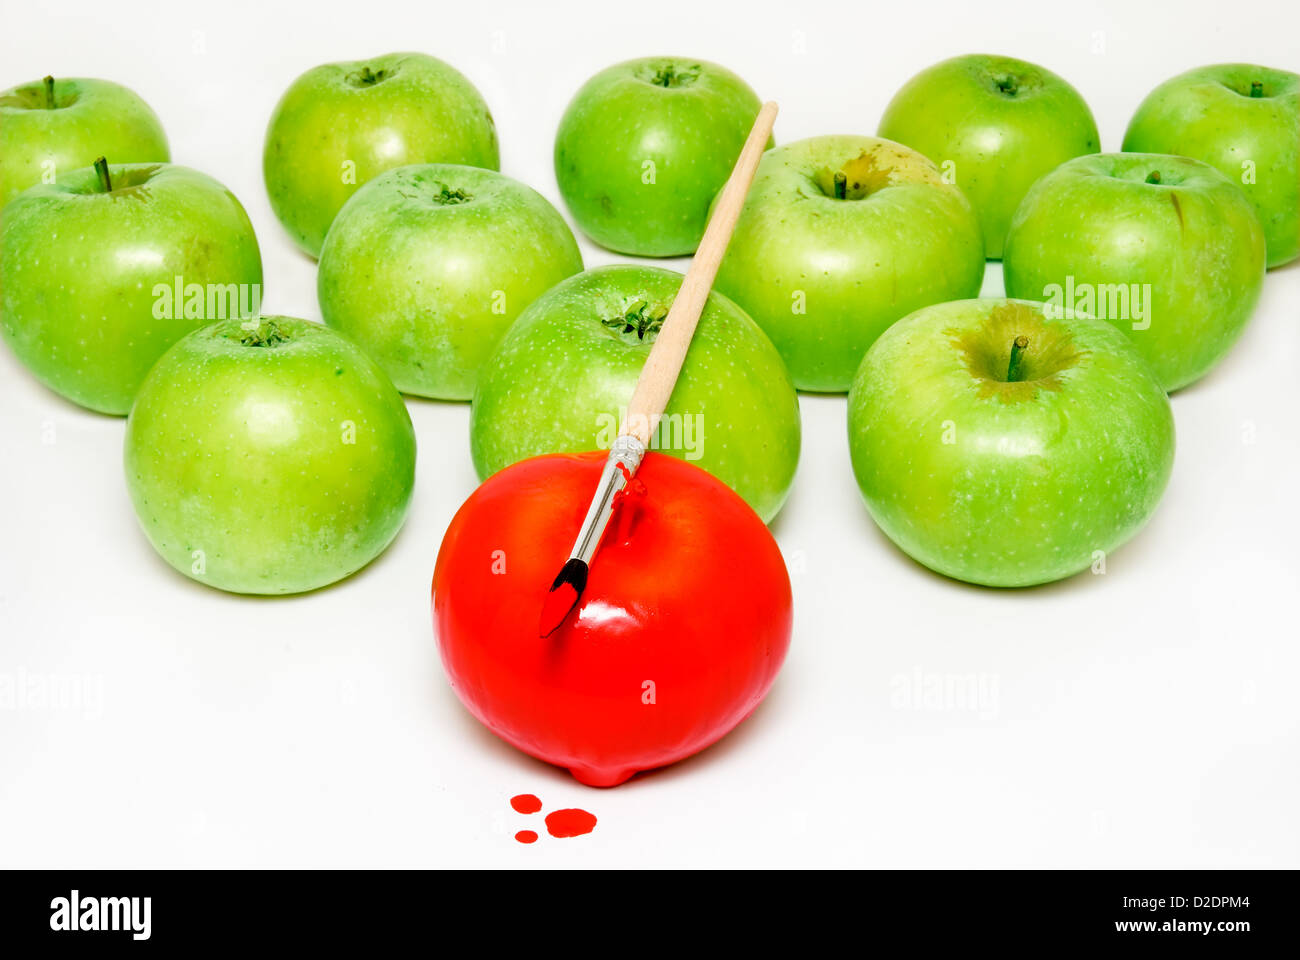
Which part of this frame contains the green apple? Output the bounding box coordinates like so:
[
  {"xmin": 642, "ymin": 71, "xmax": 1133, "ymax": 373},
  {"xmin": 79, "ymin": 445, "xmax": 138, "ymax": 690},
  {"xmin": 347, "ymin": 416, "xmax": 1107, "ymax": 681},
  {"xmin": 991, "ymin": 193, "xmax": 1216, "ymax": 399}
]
[
  {"xmin": 0, "ymin": 75, "xmax": 169, "ymax": 208},
  {"xmin": 1122, "ymin": 63, "xmax": 1300, "ymax": 268},
  {"xmin": 1003, "ymin": 152, "xmax": 1266, "ymax": 392},
  {"xmin": 0, "ymin": 161, "xmax": 262, "ymax": 415},
  {"xmin": 878, "ymin": 53, "xmax": 1099, "ymax": 259},
  {"xmin": 124, "ymin": 316, "xmax": 416, "ymax": 595},
  {"xmin": 470, "ymin": 265, "xmax": 800, "ymax": 522},
  {"xmin": 263, "ymin": 52, "xmax": 499, "ymax": 257},
  {"xmin": 318, "ymin": 164, "xmax": 582, "ymax": 400},
  {"xmin": 554, "ymin": 56, "xmax": 766, "ymax": 256},
  {"xmin": 713, "ymin": 135, "xmax": 984, "ymax": 393},
  {"xmin": 848, "ymin": 298, "xmax": 1174, "ymax": 588}
]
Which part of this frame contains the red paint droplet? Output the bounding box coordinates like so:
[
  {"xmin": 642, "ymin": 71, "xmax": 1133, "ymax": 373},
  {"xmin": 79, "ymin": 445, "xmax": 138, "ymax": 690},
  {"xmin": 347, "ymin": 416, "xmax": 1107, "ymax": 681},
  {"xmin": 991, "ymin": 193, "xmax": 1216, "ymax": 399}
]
[
  {"xmin": 545, "ymin": 808, "xmax": 597, "ymax": 838},
  {"xmin": 510, "ymin": 793, "xmax": 542, "ymax": 814},
  {"xmin": 515, "ymin": 830, "xmax": 538, "ymax": 844}
]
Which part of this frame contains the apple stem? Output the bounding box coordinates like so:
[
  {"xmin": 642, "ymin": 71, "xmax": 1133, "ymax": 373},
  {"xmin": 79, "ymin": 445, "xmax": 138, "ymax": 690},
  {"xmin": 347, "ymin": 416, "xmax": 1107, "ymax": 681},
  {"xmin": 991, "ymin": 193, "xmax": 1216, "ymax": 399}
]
[
  {"xmin": 1006, "ymin": 336, "xmax": 1030, "ymax": 382},
  {"xmin": 833, "ymin": 171, "xmax": 847, "ymax": 200},
  {"xmin": 43, "ymin": 75, "xmax": 55, "ymax": 108},
  {"xmin": 93, "ymin": 156, "xmax": 112, "ymax": 193},
  {"xmin": 1146, "ymin": 171, "xmax": 1162, "ymax": 185},
  {"xmin": 1250, "ymin": 80, "xmax": 1264, "ymax": 98},
  {"xmin": 239, "ymin": 318, "xmax": 289, "ymax": 347}
]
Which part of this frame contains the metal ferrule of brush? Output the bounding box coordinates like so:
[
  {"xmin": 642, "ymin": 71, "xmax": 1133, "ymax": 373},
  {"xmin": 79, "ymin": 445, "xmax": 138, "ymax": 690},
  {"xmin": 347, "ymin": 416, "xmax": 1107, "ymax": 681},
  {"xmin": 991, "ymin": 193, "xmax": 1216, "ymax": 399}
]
[{"xmin": 569, "ymin": 434, "xmax": 646, "ymax": 565}]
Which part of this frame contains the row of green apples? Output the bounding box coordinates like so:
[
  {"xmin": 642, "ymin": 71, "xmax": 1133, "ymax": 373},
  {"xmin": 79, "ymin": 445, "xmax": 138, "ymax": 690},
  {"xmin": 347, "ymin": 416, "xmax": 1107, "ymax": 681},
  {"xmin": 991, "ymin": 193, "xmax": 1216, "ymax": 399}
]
[{"xmin": 0, "ymin": 53, "xmax": 1295, "ymax": 593}]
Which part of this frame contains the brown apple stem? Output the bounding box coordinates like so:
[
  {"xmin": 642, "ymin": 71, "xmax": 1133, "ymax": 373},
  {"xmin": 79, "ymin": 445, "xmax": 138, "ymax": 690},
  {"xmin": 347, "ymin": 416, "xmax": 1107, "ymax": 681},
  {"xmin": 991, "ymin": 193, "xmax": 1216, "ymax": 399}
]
[
  {"xmin": 1250, "ymin": 80, "xmax": 1264, "ymax": 98},
  {"xmin": 43, "ymin": 75, "xmax": 55, "ymax": 108},
  {"xmin": 1146, "ymin": 171, "xmax": 1162, "ymax": 185},
  {"xmin": 93, "ymin": 156, "xmax": 112, "ymax": 193},
  {"xmin": 833, "ymin": 171, "xmax": 847, "ymax": 200},
  {"xmin": 1006, "ymin": 336, "xmax": 1030, "ymax": 382}
]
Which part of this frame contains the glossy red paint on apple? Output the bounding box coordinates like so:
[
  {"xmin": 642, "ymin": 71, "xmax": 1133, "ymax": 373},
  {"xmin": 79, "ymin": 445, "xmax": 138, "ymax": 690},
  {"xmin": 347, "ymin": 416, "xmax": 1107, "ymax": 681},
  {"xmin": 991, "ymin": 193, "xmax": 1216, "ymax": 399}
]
[{"xmin": 432, "ymin": 451, "xmax": 792, "ymax": 787}]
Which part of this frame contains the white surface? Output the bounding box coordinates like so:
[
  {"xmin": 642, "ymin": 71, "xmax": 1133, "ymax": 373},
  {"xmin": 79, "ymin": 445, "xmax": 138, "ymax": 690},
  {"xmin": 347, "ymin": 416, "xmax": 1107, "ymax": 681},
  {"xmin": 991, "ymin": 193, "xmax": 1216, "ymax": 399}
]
[{"xmin": 2, "ymin": 0, "xmax": 1298, "ymax": 868}]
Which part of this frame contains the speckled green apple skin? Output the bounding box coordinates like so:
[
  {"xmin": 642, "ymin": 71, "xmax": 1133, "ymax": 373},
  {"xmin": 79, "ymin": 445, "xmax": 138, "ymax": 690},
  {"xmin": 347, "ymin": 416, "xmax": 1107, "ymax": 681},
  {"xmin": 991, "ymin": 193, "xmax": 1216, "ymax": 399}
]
[
  {"xmin": 0, "ymin": 76, "xmax": 169, "ymax": 208},
  {"xmin": 470, "ymin": 265, "xmax": 800, "ymax": 523},
  {"xmin": 124, "ymin": 316, "xmax": 416, "ymax": 595},
  {"xmin": 554, "ymin": 56, "xmax": 767, "ymax": 256},
  {"xmin": 1122, "ymin": 63, "xmax": 1300, "ymax": 268},
  {"xmin": 263, "ymin": 52, "xmax": 499, "ymax": 258},
  {"xmin": 878, "ymin": 54, "xmax": 1099, "ymax": 259},
  {"xmin": 0, "ymin": 163, "xmax": 262, "ymax": 415},
  {"xmin": 713, "ymin": 135, "xmax": 984, "ymax": 393},
  {"xmin": 1003, "ymin": 153, "xmax": 1266, "ymax": 392},
  {"xmin": 848, "ymin": 299, "xmax": 1175, "ymax": 588},
  {"xmin": 318, "ymin": 164, "xmax": 582, "ymax": 400}
]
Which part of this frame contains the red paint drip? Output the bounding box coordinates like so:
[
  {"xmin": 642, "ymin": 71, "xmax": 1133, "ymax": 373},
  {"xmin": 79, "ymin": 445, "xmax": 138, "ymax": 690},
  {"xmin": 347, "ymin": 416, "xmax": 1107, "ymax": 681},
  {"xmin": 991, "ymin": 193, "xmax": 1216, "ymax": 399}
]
[
  {"xmin": 614, "ymin": 461, "xmax": 647, "ymax": 501},
  {"xmin": 515, "ymin": 830, "xmax": 538, "ymax": 844},
  {"xmin": 510, "ymin": 793, "xmax": 542, "ymax": 814},
  {"xmin": 609, "ymin": 469, "xmax": 647, "ymax": 546},
  {"xmin": 545, "ymin": 808, "xmax": 598, "ymax": 838}
]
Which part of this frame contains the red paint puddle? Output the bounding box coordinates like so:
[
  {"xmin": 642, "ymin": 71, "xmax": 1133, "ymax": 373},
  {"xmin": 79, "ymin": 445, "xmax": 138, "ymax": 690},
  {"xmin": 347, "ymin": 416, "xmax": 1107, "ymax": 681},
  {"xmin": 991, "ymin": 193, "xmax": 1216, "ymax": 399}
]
[
  {"xmin": 509, "ymin": 795, "xmax": 598, "ymax": 843},
  {"xmin": 510, "ymin": 793, "xmax": 542, "ymax": 814},
  {"xmin": 544, "ymin": 808, "xmax": 598, "ymax": 838}
]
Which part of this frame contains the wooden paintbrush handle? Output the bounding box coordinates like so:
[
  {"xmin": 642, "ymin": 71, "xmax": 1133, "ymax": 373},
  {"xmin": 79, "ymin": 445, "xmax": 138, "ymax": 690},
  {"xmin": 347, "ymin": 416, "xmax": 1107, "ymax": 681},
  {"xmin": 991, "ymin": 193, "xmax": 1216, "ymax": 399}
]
[{"xmin": 622, "ymin": 101, "xmax": 778, "ymax": 448}]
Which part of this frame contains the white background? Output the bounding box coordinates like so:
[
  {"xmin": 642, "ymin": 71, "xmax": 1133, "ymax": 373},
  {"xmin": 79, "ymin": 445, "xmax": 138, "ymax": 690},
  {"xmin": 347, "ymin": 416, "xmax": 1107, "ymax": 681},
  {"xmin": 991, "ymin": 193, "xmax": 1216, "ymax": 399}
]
[{"xmin": 2, "ymin": 0, "xmax": 1297, "ymax": 868}]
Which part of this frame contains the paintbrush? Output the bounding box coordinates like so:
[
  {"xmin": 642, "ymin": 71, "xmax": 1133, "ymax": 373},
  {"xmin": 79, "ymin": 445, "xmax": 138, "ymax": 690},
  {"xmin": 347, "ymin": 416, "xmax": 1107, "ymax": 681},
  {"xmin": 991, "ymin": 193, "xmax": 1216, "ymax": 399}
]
[{"xmin": 538, "ymin": 101, "xmax": 779, "ymax": 638}]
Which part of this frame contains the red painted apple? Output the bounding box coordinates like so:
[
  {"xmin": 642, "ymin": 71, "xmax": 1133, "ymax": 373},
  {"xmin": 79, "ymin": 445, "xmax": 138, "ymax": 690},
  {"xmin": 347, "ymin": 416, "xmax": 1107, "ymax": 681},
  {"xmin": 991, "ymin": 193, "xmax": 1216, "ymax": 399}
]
[{"xmin": 432, "ymin": 451, "xmax": 792, "ymax": 787}]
